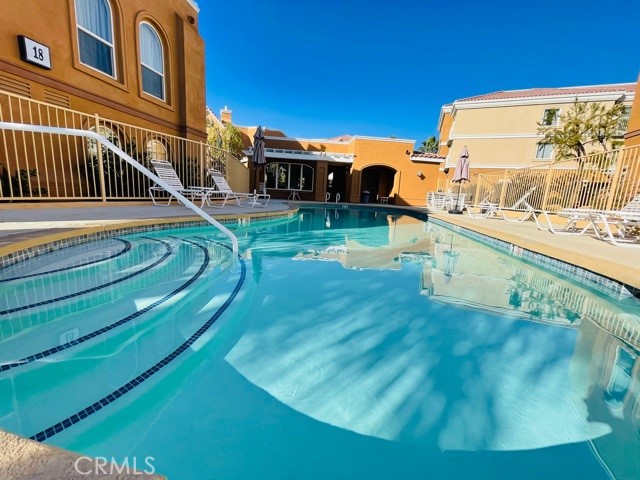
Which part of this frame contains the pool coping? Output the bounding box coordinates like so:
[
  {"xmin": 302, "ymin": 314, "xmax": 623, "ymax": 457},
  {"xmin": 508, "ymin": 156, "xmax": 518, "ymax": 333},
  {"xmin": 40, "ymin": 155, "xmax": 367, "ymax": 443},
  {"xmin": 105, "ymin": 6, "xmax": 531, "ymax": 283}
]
[
  {"xmin": 0, "ymin": 429, "xmax": 165, "ymax": 479},
  {"xmin": 0, "ymin": 208, "xmax": 298, "ymax": 269}
]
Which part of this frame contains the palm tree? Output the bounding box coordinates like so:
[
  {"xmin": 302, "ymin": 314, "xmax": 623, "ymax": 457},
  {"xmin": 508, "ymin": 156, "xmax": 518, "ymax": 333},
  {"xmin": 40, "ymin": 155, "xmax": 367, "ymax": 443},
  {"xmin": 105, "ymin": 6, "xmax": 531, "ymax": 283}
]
[{"xmin": 419, "ymin": 136, "xmax": 439, "ymax": 153}]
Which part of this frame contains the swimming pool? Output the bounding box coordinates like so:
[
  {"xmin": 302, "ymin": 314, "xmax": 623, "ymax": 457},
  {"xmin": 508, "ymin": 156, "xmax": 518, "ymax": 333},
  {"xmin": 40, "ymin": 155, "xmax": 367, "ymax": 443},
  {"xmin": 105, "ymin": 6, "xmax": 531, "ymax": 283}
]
[{"xmin": 1, "ymin": 206, "xmax": 638, "ymax": 479}]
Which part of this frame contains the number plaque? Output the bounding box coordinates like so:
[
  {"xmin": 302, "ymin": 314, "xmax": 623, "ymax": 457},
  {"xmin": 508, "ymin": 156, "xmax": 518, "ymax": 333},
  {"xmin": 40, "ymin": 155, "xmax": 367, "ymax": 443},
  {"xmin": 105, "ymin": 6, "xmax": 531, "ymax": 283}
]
[{"xmin": 18, "ymin": 35, "xmax": 52, "ymax": 70}]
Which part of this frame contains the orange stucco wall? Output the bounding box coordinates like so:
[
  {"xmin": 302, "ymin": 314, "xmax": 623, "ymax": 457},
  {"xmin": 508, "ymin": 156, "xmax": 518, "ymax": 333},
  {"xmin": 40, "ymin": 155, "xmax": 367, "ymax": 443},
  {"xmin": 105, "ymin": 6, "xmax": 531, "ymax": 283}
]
[
  {"xmin": 237, "ymin": 128, "xmax": 443, "ymax": 206},
  {"xmin": 0, "ymin": 0, "xmax": 206, "ymax": 140},
  {"xmin": 625, "ymin": 76, "xmax": 640, "ymax": 147}
]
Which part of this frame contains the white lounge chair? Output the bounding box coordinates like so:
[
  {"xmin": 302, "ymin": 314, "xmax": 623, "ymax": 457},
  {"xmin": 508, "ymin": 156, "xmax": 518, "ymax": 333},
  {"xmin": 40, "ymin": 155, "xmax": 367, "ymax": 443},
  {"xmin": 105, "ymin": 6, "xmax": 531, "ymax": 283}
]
[
  {"xmin": 537, "ymin": 194, "xmax": 640, "ymax": 246},
  {"xmin": 149, "ymin": 159, "xmax": 216, "ymax": 207},
  {"xmin": 207, "ymin": 169, "xmax": 270, "ymax": 208},
  {"xmin": 467, "ymin": 186, "xmax": 537, "ymax": 222}
]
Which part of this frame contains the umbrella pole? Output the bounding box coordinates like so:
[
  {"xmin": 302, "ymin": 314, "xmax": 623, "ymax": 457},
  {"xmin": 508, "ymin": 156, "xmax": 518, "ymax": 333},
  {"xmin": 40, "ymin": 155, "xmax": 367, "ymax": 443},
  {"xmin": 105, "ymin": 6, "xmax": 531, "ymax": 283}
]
[{"xmin": 448, "ymin": 182, "xmax": 464, "ymax": 214}]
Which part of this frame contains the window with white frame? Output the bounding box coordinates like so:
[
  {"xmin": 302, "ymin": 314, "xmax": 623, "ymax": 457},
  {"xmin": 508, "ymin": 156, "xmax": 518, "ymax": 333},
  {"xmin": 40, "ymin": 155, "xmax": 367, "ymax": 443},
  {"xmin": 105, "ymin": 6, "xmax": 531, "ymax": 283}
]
[
  {"xmin": 75, "ymin": 0, "xmax": 116, "ymax": 77},
  {"xmin": 140, "ymin": 22, "xmax": 165, "ymax": 100},
  {"xmin": 265, "ymin": 163, "xmax": 314, "ymax": 191},
  {"xmin": 535, "ymin": 143, "xmax": 554, "ymax": 160},
  {"xmin": 541, "ymin": 108, "xmax": 559, "ymax": 126}
]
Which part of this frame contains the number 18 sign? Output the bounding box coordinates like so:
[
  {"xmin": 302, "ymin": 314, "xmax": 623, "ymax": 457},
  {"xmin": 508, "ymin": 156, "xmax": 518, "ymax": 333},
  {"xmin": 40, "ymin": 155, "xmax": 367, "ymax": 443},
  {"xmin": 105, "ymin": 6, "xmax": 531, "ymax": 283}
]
[{"xmin": 18, "ymin": 35, "xmax": 52, "ymax": 70}]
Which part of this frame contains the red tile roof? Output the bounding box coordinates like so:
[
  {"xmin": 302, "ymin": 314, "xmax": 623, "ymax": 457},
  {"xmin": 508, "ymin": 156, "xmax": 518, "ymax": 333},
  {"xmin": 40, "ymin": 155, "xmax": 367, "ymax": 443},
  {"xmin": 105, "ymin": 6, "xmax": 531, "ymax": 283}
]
[
  {"xmin": 412, "ymin": 151, "xmax": 444, "ymax": 159},
  {"xmin": 326, "ymin": 134, "xmax": 353, "ymax": 142},
  {"xmin": 457, "ymin": 83, "xmax": 636, "ymax": 103}
]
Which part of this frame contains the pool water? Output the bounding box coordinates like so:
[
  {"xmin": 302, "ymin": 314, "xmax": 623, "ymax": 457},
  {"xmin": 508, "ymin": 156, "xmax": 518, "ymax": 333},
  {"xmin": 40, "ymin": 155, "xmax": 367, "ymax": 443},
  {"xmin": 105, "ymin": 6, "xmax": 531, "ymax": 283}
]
[{"xmin": 1, "ymin": 207, "xmax": 638, "ymax": 479}]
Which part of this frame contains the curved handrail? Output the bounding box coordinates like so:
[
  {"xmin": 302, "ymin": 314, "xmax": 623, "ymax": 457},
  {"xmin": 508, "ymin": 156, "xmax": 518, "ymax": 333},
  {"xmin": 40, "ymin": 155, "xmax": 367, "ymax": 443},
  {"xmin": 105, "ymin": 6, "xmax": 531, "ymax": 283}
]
[{"xmin": 0, "ymin": 122, "xmax": 238, "ymax": 255}]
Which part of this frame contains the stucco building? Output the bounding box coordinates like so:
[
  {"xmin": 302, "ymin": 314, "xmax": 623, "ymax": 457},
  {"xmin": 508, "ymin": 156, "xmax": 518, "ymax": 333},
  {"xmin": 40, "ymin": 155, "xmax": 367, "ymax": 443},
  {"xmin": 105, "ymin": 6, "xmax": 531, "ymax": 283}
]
[
  {"xmin": 0, "ymin": 0, "xmax": 208, "ymax": 200},
  {"xmin": 438, "ymin": 83, "xmax": 636, "ymax": 179},
  {"xmin": 229, "ymin": 112, "xmax": 444, "ymax": 206}
]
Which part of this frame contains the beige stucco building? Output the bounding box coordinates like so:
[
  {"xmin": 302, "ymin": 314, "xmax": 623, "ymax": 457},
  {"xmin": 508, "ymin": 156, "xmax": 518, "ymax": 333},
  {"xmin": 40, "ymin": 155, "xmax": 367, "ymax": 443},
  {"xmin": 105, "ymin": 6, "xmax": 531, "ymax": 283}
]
[{"xmin": 438, "ymin": 83, "xmax": 636, "ymax": 178}]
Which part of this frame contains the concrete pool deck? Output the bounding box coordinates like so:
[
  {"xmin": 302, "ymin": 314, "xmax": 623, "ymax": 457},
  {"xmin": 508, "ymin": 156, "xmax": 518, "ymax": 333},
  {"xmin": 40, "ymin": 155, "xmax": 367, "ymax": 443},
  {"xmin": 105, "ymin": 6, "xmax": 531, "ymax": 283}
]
[{"xmin": 0, "ymin": 200, "xmax": 639, "ymax": 479}]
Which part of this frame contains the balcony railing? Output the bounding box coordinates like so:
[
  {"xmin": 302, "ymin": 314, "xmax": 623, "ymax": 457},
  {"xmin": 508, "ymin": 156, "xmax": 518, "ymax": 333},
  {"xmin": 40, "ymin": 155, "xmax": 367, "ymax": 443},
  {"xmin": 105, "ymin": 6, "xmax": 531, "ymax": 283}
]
[{"xmin": 0, "ymin": 90, "xmax": 237, "ymax": 201}]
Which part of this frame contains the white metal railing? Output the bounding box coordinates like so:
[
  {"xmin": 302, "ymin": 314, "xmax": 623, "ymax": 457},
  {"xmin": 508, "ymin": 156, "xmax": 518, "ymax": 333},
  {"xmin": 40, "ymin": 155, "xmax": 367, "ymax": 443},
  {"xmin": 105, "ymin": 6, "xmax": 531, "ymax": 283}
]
[
  {"xmin": 0, "ymin": 89, "xmax": 234, "ymax": 201},
  {"xmin": 0, "ymin": 122, "xmax": 238, "ymax": 255}
]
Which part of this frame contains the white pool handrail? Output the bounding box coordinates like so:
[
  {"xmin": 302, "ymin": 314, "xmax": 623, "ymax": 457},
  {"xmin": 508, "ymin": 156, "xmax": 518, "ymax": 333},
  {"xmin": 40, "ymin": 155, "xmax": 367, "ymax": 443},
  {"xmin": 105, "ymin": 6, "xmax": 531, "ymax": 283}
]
[{"xmin": 0, "ymin": 122, "xmax": 239, "ymax": 256}]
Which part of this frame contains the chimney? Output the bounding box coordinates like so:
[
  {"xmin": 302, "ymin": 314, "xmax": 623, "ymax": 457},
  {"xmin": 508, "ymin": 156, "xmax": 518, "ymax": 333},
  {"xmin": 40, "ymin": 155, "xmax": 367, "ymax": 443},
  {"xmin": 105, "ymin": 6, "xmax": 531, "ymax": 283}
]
[{"xmin": 220, "ymin": 105, "xmax": 232, "ymax": 124}]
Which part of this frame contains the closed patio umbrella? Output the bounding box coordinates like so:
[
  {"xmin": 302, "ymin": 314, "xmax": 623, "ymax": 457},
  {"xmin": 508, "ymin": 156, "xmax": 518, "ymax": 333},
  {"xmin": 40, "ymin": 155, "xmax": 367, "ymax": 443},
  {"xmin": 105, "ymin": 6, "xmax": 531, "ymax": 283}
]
[
  {"xmin": 252, "ymin": 126, "xmax": 266, "ymax": 193},
  {"xmin": 449, "ymin": 146, "xmax": 470, "ymax": 214}
]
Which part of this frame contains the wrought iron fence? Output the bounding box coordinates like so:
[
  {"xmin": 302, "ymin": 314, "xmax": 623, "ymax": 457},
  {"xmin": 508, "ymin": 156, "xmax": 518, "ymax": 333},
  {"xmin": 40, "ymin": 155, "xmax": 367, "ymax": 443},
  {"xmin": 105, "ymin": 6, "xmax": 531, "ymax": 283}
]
[{"xmin": 0, "ymin": 90, "xmax": 235, "ymax": 201}]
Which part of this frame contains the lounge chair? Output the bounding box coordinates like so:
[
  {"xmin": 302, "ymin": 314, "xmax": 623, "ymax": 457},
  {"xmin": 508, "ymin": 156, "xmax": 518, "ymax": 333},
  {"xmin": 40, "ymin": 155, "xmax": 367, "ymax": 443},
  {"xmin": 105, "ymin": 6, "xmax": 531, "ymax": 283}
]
[
  {"xmin": 537, "ymin": 194, "xmax": 640, "ymax": 246},
  {"xmin": 149, "ymin": 159, "xmax": 216, "ymax": 207},
  {"xmin": 206, "ymin": 169, "xmax": 270, "ymax": 208},
  {"xmin": 467, "ymin": 186, "xmax": 537, "ymax": 222}
]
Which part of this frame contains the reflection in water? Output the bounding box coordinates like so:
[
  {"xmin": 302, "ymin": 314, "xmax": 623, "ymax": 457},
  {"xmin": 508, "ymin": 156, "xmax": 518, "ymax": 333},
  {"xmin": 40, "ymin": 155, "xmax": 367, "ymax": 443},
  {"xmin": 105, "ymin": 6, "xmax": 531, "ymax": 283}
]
[{"xmin": 232, "ymin": 207, "xmax": 640, "ymax": 478}]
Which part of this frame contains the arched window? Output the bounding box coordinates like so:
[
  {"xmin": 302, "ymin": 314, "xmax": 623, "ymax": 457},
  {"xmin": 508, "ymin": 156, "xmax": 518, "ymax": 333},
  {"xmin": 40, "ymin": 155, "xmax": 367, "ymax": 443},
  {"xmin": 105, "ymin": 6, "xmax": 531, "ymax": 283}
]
[
  {"xmin": 140, "ymin": 22, "xmax": 165, "ymax": 100},
  {"xmin": 75, "ymin": 0, "xmax": 116, "ymax": 77},
  {"xmin": 147, "ymin": 139, "xmax": 167, "ymax": 161}
]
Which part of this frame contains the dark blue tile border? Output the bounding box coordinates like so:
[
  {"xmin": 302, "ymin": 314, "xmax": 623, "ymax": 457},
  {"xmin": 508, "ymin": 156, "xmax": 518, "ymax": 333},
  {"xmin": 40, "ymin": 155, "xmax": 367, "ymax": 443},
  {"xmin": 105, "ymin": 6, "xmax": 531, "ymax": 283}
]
[
  {"xmin": 0, "ymin": 239, "xmax": 132, "ymax": 283},
  {"xmin": 29, "ymin": 248, "xmax": 245, "ymax": 442},
  {"xmin": 0, "ymin": 237, "xmax": 217, "ymax": 373},
  {"xmin": 0, "ymin": 238, "xmax": 172, "ymax": 316}
]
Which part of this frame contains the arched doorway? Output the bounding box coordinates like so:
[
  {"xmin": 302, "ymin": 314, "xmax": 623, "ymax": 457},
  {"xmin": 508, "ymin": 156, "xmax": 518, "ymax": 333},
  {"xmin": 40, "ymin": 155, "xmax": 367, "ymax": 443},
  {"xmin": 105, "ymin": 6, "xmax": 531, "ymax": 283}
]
[{"xmin": 361, "ymin": 166, "xmax": 396, "ymax": 203}]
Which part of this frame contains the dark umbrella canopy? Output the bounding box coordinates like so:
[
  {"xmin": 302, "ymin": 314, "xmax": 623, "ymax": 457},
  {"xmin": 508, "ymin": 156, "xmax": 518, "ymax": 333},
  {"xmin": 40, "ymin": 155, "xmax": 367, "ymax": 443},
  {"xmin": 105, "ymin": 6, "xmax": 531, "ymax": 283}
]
[
  {"xmin": 452, "ymin": 146, "xmax": 470, "ymax": 183},
  {"xmin": 449, "ymin": 146, "xmax": 470, "ymax": 213},
  {"xmin": 253, "ymin": 126, "xmax": 266, "ymax": 191}
]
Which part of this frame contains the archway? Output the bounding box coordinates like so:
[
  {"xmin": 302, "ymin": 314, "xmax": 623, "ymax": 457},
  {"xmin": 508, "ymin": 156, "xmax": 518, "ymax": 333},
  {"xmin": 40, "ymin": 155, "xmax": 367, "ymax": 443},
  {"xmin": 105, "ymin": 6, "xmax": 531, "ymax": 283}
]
[{"xmin": 361, "ymin": 165, "xmax": 396, "ymax": 203}]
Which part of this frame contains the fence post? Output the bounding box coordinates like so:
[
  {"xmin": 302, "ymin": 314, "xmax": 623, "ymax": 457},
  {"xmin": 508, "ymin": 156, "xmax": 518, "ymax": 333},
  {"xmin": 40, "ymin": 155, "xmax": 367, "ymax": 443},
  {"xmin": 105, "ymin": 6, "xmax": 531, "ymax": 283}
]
[
  {"xmin": 498, "ymin": 170, "xmax": 509, "ymax": 207},
  {"xmin": 94, "ymin": 114, "xmax": 106, "ymax": 202},
  {"xmin": 605, "ymin": 148, "xmax": 624, "ymax": 211},
  {"xmin": 200, "ymin": 141, "xmax": 207, "ymax": 186},
  {"xmin": 541, "ymin": 162, "xmax": 554, "ymax": 210},
  {"xmin": 474, "ymin": 175, "xmax": 481, "ymax": 202}
]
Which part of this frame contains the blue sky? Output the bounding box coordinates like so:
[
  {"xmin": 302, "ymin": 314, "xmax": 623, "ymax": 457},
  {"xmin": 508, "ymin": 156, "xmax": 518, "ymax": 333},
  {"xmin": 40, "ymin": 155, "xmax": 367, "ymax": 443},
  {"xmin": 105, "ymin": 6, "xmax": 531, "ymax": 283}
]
[{"xmin": 200, "ymin": 0, "xmax": 640, "ymax": 146}]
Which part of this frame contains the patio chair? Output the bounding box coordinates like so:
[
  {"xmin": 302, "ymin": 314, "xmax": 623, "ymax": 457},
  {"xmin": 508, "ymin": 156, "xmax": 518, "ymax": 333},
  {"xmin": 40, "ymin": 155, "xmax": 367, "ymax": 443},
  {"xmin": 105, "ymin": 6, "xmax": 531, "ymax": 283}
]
[
  {"xmin": 467, "ymin": 186, "xmax": 536, "ymax": 222},
  {"xmin": 149, "ymin": 159, "xmax": 216, "ymax": 207},
  {"xmin": 207, "ymin": 169, "xmax": 270, "ymax": 208},
  {"xmin": 537, "ymin": 194, "xmax": 640, "ymax": 246}
]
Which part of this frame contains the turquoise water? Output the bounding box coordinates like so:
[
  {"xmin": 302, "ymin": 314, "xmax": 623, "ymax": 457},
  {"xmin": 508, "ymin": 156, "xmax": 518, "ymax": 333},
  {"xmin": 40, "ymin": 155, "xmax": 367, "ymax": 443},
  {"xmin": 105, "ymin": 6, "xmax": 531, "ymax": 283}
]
[{"xmin": 1, "ymin": 207, "xmax": 639, "ymax": 479}]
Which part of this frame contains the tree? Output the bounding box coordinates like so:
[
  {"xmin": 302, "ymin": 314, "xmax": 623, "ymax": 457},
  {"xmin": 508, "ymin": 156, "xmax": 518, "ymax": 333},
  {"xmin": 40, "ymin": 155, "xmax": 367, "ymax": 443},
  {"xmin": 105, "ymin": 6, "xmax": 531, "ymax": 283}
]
[
  {"xmin": 206, "ymin": 119, "xmax": 244, "ymax": 159},
  {"xmin": 537, "ymin": 101, "xmax": 626, "ymax": 160},
  {"xmin": 419, "ymin": 136, "xmax": 439, "ymax": 153}
]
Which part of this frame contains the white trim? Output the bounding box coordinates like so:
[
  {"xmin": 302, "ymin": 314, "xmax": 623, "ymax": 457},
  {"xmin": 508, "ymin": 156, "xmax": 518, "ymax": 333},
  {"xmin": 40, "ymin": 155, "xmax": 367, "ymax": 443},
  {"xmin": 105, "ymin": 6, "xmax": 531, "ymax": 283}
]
[
  {"xmin": 139, "ymin": 21, "xmax": 166, "ymax": 102},
  {"xmin": 452, "ymin": 91, "xmax": 635, "ymax": 111},
  {"xmin": 410, "ymin": 156, "xmax": 444, "ymax": 164},
  {"xmin": 245, "ymin": 147, "xmax": 354, "ymax": 164},
  {"xmin": 184, "ymin": 0, "xmax": 199, "ymax": 12},
  {"xmin": 75, "ymin": 0, "xmax": 117, "ymax": 80},
  {"xmin": 263, "ymin": 134, "xmax": 415, "ymax": 144},
  {"xmin": 437, "ymin": 104, "xmax": 453, "ymax": 132},
  {"xmin": 450, "ymin": 133, "xmax": 545, "ymax": 140},
  {"xmin": 441, "ymin": 162, "xmax": 580, "ymax": 170}
]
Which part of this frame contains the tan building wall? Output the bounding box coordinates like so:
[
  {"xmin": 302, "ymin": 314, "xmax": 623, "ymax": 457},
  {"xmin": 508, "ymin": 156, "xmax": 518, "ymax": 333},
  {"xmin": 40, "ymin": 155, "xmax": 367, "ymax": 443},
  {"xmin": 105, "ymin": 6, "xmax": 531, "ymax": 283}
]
[
  {"xmin": 439, "ymin": 84, "xmax": 636, "ymax": 178},
  {"xmin": 625, "ymin": 76, "xmax": 640, "ymax": 147},
  {"xmin": 0, "ymin": 0, "xmax": 206, "ymax": 141}
]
